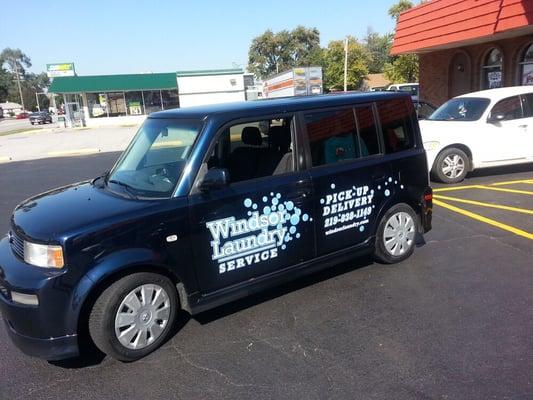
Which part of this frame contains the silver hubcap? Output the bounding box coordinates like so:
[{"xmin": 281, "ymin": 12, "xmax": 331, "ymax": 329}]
[
  {"xmin": 114, "ymin": 284, "xmax": 171, "ymax": 350},
  {"xmin": 442, "ymin": 154, "xmax": 465, "ymax": 179},
  {"xmin": 383, "ymin": 211, "xmax": 415, "ymax": 257}
]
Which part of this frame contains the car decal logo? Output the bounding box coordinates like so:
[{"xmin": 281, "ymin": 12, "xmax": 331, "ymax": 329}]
[{"xmin": 205, "ymin": 192, "xmax": 311, "ymax": 274}]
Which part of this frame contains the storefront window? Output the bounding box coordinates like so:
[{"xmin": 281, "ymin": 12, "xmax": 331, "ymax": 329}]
[
  {"xmin": 87, "ymin": 93, "xmax": 108, "ymax": 118},
  {"xmin": 143, "ymin": 90, "xmax": 162, "ymax": 114},
  {"xmin": 482, "ymin": 48, "xmax": 502, "ymax": 89},
  {"xmin": 520, "ymin": 44, "xmax": 533, "ymax": 86},
  {"xmin": 161, "ymin": 89, "xmax": 179, "ymax": 110},
  {"xmin": 107, "ymin": 92, "xmax": 127, "ymax": 117},
  {"xmin": 125, "ymin": 91, "xmax": 144, "ymax": 115}
]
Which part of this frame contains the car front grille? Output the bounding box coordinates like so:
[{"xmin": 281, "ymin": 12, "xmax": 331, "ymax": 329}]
[{"xmin": 8, "ymin": 231, "xmax": 24, "ymax": 259}]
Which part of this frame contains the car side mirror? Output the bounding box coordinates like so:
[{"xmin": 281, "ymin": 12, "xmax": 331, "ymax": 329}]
[
  {"xmin": 488, "ymin": 113, "xmax": 505, "ymax": 123},
  {"xmin": 199, "ymin": 168, "xmax": 229, "ymax": 192}
]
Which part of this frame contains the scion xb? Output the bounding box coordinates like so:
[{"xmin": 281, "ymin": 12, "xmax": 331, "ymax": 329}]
[{"xmin": 0, "ymin": 92, "xmax": 432, "ymax": 361}]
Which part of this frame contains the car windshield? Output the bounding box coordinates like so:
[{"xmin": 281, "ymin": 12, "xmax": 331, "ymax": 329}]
[
  {"xmin": 428, "ymin": 97, "xmax": 490, "ymax": 121},
  {"xmin": 107, "ymin": 118, "xmax": 202, "ymax": 198}
]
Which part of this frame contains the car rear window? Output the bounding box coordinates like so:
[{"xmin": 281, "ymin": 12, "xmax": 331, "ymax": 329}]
[{"xmin": 376, "ymin": 98, "xmax": 415, "ymax": 153}]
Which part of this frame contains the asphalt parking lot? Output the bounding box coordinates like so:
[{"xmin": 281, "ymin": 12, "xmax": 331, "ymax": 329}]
[{"xmin": 0, "ymin": 154, "xmax": 532, "ymax": 400}]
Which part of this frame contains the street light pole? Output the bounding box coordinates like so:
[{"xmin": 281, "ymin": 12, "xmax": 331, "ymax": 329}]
[
  {"xmin": 35, "ymin": 92, "xmax": 40, "ymax": 112},
  {"xmin": 343, "ymin": 37, "xmax": 348, "ymax": 92},
  {"xmin": 12, "ymin": 58, "xmax": 25, "ymax": 110}
]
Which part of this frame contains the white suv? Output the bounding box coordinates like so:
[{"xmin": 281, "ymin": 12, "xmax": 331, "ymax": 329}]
[{"xmin": 420, "ymin": 86, "xmax": 533, "ymax": 183}]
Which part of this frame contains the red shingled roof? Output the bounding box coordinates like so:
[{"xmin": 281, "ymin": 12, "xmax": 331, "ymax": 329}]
[{"xmin": 391, "ymin": 0, "xmax": 533, "ymax": 55}]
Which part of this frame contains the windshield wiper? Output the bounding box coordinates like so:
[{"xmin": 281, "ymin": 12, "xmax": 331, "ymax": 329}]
[{"xmin": 108, "ymin": 179, "xmax": 139, "ymax": 199}]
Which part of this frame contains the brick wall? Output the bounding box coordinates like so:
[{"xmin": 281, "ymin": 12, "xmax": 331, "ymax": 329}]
[{"xmin": 419, "ymin": 34, "xmax": 533, "ymax": 106}]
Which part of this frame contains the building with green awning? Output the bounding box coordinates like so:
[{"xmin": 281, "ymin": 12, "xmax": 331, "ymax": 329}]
[{"xmin": 48, "ymin": 68, "xmax": 248, "ymax": 126}]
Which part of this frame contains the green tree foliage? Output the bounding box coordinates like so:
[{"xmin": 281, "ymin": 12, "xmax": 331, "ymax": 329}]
[
  {"xmin": 322, "ymin": 37, "xmax": 370, "ymax": 91},
  {"xmin": 384, "ymin": 54, "xmax": 419, "ymax": 83},
  {"xmin": 0, "ymin": 48, "xmax": 50, "ymax": 110},
  {"xmin": 248, "ymin": 26, "xmax": 321, "ymax": 79},
  {"xmin": 388, "ymin": 0, "xmax": 414, "ymax": 21},
  {"xmin": 382, "ymin": 0, "xmax": 419, "ymax": 83},
  {"xmin": 363, "ymin": 29, "xmax": 394, "ymax": 74}
]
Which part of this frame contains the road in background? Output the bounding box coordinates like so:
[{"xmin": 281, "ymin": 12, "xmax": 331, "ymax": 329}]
[
  {"xmin": 0, "ymin": 154, "xmax": 531, "ymax": 399},
  {"xmin": 0, "ymin": 125, "xmax": 137, "ymax": 162}
]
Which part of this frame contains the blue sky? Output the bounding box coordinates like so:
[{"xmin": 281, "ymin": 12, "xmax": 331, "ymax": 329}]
[{"xmin": 0, "ymin": 0, "xmax": 397, "ymax": 76}]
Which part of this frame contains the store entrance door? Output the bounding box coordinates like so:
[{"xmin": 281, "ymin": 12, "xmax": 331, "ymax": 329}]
[{"xmin": 64, "ymin": 94, "xmax": 85, "ymax": 127}]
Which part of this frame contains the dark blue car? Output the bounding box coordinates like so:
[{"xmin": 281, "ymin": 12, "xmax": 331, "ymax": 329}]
[{"xmin": 0, "ymin": 92, "xmax": 432, "ymax": 361}]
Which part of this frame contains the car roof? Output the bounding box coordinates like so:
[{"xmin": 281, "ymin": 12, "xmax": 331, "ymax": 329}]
[
  {"xmin": 148, "ymin": 91, "xmax": 410, "ymax": 120},
  {"xmin": 456, "ymin": 85, "xmax": 533, "ymax": 100}
]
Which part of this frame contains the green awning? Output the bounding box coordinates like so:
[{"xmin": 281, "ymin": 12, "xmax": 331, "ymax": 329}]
[{"xmin": 49, "ymin": 73, "xmax": 178, "ymax": 93}]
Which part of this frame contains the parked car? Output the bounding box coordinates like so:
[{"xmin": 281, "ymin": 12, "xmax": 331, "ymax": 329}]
[
  {"xmin": 420, "ymin": 86, "xmax": 533, "ymax": 183},
  {"xmin": 387, "ymin": 83, "xmax": 419, "ymax": 97},
  {"xmin": 0, "ymin": 92, "xmax": 432, "ymax": 362},
  {"xmin": 29, "ymin": 111, "xmax": 53, "ymax": 125},
  {"xmin": 15, "ymin": 112, "xmax": 29, "ymax": 119}
]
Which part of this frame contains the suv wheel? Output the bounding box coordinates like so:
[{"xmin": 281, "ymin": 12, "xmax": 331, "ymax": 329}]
[
  {"xmin": 89, "ymin": 272, "xmax": 178, "ymax": 362},
  {"xmin": 374, "ymin": 203, "xmax": 417, "ymax": 264},
  {"xmin": 432, "ymin": 147, "xmax": 469, "ymax": 184}
]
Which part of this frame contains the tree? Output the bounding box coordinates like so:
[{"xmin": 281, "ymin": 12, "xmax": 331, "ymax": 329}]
[
  {"xmin": 322, "ymin": 36, "xmax": 370, "ymax": 91},
  {"xmin": 363, "ymin": 29, "xmax": 394, "ymax": 74},
  {"xmin": 248, "ymin": 26, "xmax": 321, "ymax": 79},
  {"xmin": 0, "ymin": 48, "xmax": 32, "ymax": 109},
  {"xmin": 384, "ymin": 54, "xmax": 419, "ymax": 83},
  {"xmin": 383, "ymin": 1, "xmax": 419, "ymax": 83},
  {"xmin": 388, "ymin": 0, "xmax": 414, "ymax": 21}
]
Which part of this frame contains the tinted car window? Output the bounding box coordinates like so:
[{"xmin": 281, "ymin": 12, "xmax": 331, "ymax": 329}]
[
  {"xmin": 354, "ymin": 106, "xmax": 380, "ymax": 156},
  {"xmin": 305, "ymin": 108, "xmax": 358, "ymax": 166},
  {"xmin": 428, "ymin": 97, "xmax": 490, "ymax": 121},
  {"xmin": 490, "ymin": 96, "xmax": 523, "ymax": 121},
  {"xmin": 376, "ymin": 99, "xmax": 414, "ymax": 153}
]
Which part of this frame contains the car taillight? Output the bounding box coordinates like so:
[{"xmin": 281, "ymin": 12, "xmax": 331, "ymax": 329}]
[{"xmin": 424, "ymin": 193, "xmax": 433, "ymax": 202}]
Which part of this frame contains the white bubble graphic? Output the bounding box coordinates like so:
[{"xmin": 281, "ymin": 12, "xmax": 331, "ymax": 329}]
[
  {"xmin": 384, "ymin": 189, "xmax": 390, "ymax": 197},
  {"xmin": 244, "ymin": 198, "xmax": 252, "ymax": 207},
  {"xmin": 330, "ymin": 183, "xmax": 336, "ymax": 189}
]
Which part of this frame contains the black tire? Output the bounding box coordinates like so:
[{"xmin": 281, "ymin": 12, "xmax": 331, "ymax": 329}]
[
  {"xmin": 88, "ymin": 272, "xmax": 179, "ymax": 362},
  {"xmin": 374, "ymin": 203, "xmax": 418, "ymax": 264},
  {"xmin": 432, "ymin": 147, "xmax": 470, "ymax": 184}
]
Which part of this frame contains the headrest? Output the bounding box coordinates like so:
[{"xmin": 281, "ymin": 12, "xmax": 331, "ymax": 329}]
[
  {"xmin": 269, "ymin": 126, "xmax": 291, "ymax": 153},
  {"xmin": 241, "ymin": 127, "xmax": 262, "ymax": 146}
]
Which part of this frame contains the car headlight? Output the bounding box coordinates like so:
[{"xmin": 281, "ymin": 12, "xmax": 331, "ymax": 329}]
[
  {"xmin": 23, "ymin": 241, "xmax": 64, "ymax": 268},
  {"xmin": 423, "ymin": 141, "xmax": 440, "ymax": 151}
]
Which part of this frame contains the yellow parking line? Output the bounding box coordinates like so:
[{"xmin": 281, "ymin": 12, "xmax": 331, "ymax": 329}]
[
  {"xmin": 47, "ymin": 148, "xmax": 100, "ymax": 157},
  {"xmin": 433, "ymin": 199, "xmax": 533, "ymax": 240},
  {"xmin": 433, "ymin": 185, "xmax": 481, "ymax": 193},
  {"xmin": 476, "ymin": 185, "xmax": 533, "ymax": 196},
  {"xmin": 433, "ymin": 194, "xmax": 533, "ymax": 215},
  {"xmin": 490, "ymin": 179, "xmax": 533, "ymax": 186}
]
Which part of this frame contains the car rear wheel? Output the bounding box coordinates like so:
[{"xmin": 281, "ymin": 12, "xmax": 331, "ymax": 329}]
[
  {"xmin": 432, "ymin": 147, "xmax": 469, "ymax": 184},
  {"xmin": 88, "ymin": 272, "xmax": 178, "ymax": 362},
  {"xmin": 374, "ymin": 203, "xmax": 417, "ymax": 264}
]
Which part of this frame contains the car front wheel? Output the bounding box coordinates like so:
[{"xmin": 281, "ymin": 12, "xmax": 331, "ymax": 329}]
[
  {"xmin": 432, "ymin": 147, "xmax": 469, "ymax": 184},
  {"xmin": 88, "ymin": 272, "xmax": 178, "ymax": 362}
]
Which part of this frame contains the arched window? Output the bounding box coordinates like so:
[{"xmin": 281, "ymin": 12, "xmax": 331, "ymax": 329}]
[
  {"xmin": 519, "ymin": 43, "xmax": 533, "ymax": 85},
  {"xmin": 482, "ymin": 48, "xmax": 502, "ymax": 89}
]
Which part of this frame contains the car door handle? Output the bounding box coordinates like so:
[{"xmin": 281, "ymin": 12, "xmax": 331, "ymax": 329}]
[{"xmin": 518, "ymin": 124, "xmax": 528, "ymax": 128}]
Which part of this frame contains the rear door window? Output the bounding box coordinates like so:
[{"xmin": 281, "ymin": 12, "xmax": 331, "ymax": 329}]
[
  {"xmin": 490, "ymin": 96, "xmax": 523, "ymax": 120},
  {"xmin": 376, "ymin": 99, "xmax": 415, "ymax": 153},
  {"xmin": 304, "ymin": 106, "xmax": 381, "ymax": 167}
]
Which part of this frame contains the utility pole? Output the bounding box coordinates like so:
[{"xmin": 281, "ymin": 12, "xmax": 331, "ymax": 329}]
[
  {"xmin": 12, "ymin": 58, "xmax": 25, "ymax": 110},
  {"xmin": 343, "ymin": 37, "xmax": 348, "ymax": 92}
]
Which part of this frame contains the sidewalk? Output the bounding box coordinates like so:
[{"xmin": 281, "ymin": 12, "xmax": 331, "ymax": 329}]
[{"xmin": 0, "ymin": 125, "xmax": 138, "ymax": 163}]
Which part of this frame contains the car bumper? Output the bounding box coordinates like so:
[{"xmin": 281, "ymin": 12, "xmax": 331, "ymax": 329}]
[
  {"xmin": 0, "ymin": 237, "xmax": 80, "ymax": 360},
  {"xmin": 3, "ymin": 319, "xmax": 78, "ymax": 360}
]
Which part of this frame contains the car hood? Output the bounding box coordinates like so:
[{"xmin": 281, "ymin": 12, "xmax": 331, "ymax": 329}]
[
  {"xmin": 418, "ymin": 119, "xmax": 473, "ymax": 143},
  {"xmin": 11, "ymin": 181, "xmax": 155, "ymax": 242}
]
